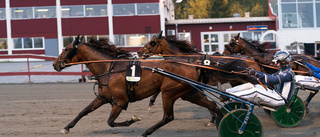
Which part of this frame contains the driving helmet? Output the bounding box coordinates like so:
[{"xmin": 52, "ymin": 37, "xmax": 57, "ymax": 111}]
[{"xmin": 272, "ymin": 51, "xmax": 291, "ymax": 68}]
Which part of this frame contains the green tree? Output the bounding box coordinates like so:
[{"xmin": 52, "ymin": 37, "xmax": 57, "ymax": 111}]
[
  {"xmin": 174, "ymin": 0, "xmax": 268, "ymax": 19},
  {"xmin": 188, "ymin": 0, "xmax": 212, "ymax": 18},
  {"xmin": 175, "ymin": 0, "xmax": 189, "ymax": 19}
]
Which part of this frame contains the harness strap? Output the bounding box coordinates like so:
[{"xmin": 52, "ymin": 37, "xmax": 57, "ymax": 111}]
[
  {"xmin": 127, "ymin": 83, "xmax": 136, "ymax": 102},
  {"xmin": 92, "ymin": 70, "xmax": 126, "ymax": 80},
  {"xmin": 93, "ymin": 82, "xmax": 128, "ymax": 110}
]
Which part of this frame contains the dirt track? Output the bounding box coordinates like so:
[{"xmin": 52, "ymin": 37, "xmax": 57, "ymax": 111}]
[{"xmin": 1, "ymin": 83, "xmax": 320, "ymax": 137}]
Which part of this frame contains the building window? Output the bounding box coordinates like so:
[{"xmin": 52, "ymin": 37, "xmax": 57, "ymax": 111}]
[
  {"xmin": 98, "ymin": 35, "xmax": 109, "ymax": 40},
  {"xmin": 282, "ymin": 4, "xmax": 297, "ymax": 28},
  {"xmin": 242, "ymin": 32, "xmax": 252, "ymax": 41},
  {"xmin": 137, "ymin": 3, "xmax": 159, "ymax": 15},
  {"xmin": 63, "ymin": 36, "xmax": 74, "ymax": 47},
  {"xmin": 61, "ymin": 5, "xmax": 84, "ymax": 17},
  {"xmin": 63, "ymin": 35, "xmax": 109, "ymax": 47},
  {"xmin": 114, "ymin": 35, "xmax": 126, "ymax": 46},
  {"xmin": 0, "ymin": 38, "xmax": 7, "ymax": 49},
  {"xmin": 0, "ymin": 8, "xmax": 5, "ymax": 19},
  {"xmin": 264, "ymin": 33, "xmax": 274, "ymax": 41},
  {"xmin": 34, "ymin": 37, "xmax": 44, "ymax": 48},
  {"xmin": 114, "ymin": 34, "xmax": 155, "ymax": 46},
  {"xmin": 24, "ymin": 38, "xmax": 32, "ymax": 48},
  {"xmin": 178, "ymin": 32, "xmax": 191, "ymax": 41},
  {"xmin": 253, "ymin": 32, "xmax": 262, "ymax": 40},
  {"xmin": 281, "ymin": 0, "xmax": 296, "ymax": 2},
  {"xmin": 203, "ymin": 34, "xmax": 218, "ymax": 53},
  {"xmin": 13, "ymin": 38, "xmax": 22, "ymax": 49},
  {"xmin": 316, "ymin": 3, "xmax": 320, "ymax": 27},
  {"xmin": 113, "ymin": 4, "xmax": 135, "ymax": 16},
  {"xmin": 85, "ymin": 5, "xmax": 107, "ymax": 17},
  {"xmin": 13, "ymin": 37, "xmax": 44, "ymax": 49},
  {"xmin": 11, "ymin": 7, "xmax": 33, "ymax": 19},
  {"xmin": 34, "ymin": 6, "xmax": 56, "ymax": 18},
  {"xmin": 298, "ymin": 3, "xmax": 314, "ymax": 28}
]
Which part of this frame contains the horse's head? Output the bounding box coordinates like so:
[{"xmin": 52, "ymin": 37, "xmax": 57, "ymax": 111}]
[
  {"xmin": 223, "ymin": 33, "xmax": 243, "ymax": 55},
  {"xmin": 53, "ymin": 35, "xmax": 84, "ymax": 71},
  {"xmin": 137, "ymin": 31, "xmax": 164, "ymax": 58}
]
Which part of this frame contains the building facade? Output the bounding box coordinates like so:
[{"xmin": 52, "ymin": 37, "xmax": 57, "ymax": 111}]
[
  {"xmin": 1, "ymin": 0, "xmax": 318, "ymax": 57},
  {"xmin": 165, "ymin": 16, "xmax": 276, "ymax": 54},
  {"xmin": 0, "ymin": 0, "xmax": 174, "ymax": 57},
  {"xmin": 267, "ymin": 0, "xmax": 320, "ymax": 55}
]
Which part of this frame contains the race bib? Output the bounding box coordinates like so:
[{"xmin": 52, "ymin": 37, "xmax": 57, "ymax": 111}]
[{"xmin": 126, "ymin": 64, "xmax": 142, "ymax": 82}]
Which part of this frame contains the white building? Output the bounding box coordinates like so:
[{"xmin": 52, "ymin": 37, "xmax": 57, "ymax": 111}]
[{"xmin": 267, "ymin": 0, "xmax": 320, "ymax": 56}]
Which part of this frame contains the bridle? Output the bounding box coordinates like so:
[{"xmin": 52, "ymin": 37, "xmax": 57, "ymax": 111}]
[
  {"xmin": 225, "ymin": 37, "xmax": 239, "ymax": 54},
  {"xmin": 147, "ymin": 38, "xmax": 162, "ymax": 55},
  {"xmin": 59, "ymin": 35, "xmax": 84, "ymax": 68},
  {"xmin": 140, "ymin": 37, "xmax": 163, "ymax": 57}
]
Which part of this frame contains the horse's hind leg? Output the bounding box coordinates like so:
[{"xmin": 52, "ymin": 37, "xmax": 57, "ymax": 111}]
[
  {"xmin": 61, "ymin": 97, "xmax": 105, "ymax": 134},
  {"xmin": 148, "ymin": 92, "xmax": 160, "ymax": 111},
  {"xmin": 304, "ymin": 91, "xmax": 318, "ymax": 114},
  {"xmin": 180, "ymin": 91, "xmax": 223, "ymax": 126}
]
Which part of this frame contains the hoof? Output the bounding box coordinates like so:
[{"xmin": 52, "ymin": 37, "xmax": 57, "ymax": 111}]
[
  {"xmin": 148, "ymin": 105, "xmax": 154, "ymax": 111},
  {"xmin": 207, "ymin": 122, "xmax": 215, "ymax": 127},
  {"xmin": 132, "ymin": 115, "xmax": 142, "ymax": 122},
  {"xmin": 60, "ymin": 129, "xmax": 69, "ymax": 134}
]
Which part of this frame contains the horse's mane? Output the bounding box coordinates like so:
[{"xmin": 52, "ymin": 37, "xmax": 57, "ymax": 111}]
[
  {"xmin": 215, "ymin": 60, "xmax": 248, "ymax": 72},
  {"xmin": 86, "ymin": 38, "xmax": 132, "ymax": 58},
  {"xmin": 165, "ymin": 38, "xmax": 200, "ymax": 53},
  {"xmin": 240, "ymin": 38, "xmax": 268, "ymax": 53}
]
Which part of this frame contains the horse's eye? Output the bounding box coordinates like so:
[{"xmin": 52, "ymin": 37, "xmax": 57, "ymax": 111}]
[{"xmin": 149, "ymin": 41, "xmax": 156, "ymax": 47}]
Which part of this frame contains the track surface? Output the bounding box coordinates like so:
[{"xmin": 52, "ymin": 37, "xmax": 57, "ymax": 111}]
[{"xmin": 1, "ymin": 83, "xmax": 320, "ymax": 137}]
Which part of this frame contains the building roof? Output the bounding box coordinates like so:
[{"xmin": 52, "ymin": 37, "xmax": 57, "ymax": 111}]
[{"xmin": 166, "ymin": 17, "xmax": 274, "ymax": 25}]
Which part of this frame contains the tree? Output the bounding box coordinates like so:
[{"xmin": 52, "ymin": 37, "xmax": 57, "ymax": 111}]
[
  {"xmin": 174, "ymin": 0, "xmax": 268, "ymax": 19},
  {"xmin": 188, "ymin": 0, "xmax": 212, "ymax": 18}
]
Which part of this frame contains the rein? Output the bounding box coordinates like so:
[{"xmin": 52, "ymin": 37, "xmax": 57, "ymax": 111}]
[{"xmin": 65, "ymin": 58, "xmax": 249, "ymax": 75}]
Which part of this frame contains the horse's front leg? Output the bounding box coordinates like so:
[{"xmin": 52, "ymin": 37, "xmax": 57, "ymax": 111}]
[
  {"xmin": 61, "ymin": 97, "xmax": 105, "ymax": 134},
  {"xmin": 107, "ymin": 104, "xmax": 141, "ymax": 127},
  {"xmin": 141, "ymin": 96, "xmax": 176, "ymax": 137}
]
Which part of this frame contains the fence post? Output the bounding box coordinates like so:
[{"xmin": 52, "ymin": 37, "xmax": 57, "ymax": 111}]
[{"xmin": 27, "ymin": 58, "xmax": 31, "ymax": 83}]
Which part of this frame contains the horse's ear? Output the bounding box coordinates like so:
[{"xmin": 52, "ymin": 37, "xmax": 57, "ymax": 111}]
[
  {"xmin": 157, "ymin": 30, "xmax": 163, "ymax": 39},
  {"xmin": 75, "ymin": 34, "xmax": 80, "ymax": 42},
  {"xmin": 80, "ymin": 35, "xmax": 84, "ymax": 42},
  {"xmin": 236, "ymin": 33, "xmax": 240, "ymax": 39}
]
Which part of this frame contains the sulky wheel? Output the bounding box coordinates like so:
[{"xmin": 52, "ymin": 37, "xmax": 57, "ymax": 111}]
[
  {"xmin": 221, "ymin": 101, "xmax": 248, "ymax": 115},
  {"xmin": 217, "ymin": 102, "xmax": 248, "ymax": 130},
  {"xmin": 218, "ymin": 109, "xmax": 263, "ymax": 137},
  {"xmin": 271, "ymin": 96, "xmax": 306, "ymax": 127}
]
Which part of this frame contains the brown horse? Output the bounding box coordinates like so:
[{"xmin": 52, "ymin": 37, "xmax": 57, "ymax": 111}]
[
  {"xmin": 53, "ymin": 35, "xmax": 224, "ymax": 136},
  {"xmin": 137, "ymin": 31, "xmax": 261, "ymax": 85},
  {"xmin": 223, "ymin": 33, "xmax": 320, "ymax": 113},
  {"xmin": 137, "ymin": 31, "xmax": 261, "ymax": 110}
]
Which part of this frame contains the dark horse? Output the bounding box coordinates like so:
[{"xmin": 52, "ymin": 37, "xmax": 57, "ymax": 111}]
[
  {"xmin": 223, "ymin": 33, "xmax": 320, "ymax": 113},
  {"xmin": 137, "ymin": 31, "xmax": 261, "ymax": 111},
  {"xmin": 53, "ymin": 35, "xmax": 225, "ymax": 136}
]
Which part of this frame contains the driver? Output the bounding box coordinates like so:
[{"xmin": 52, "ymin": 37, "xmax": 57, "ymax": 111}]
[{"xmin": 218, "ymin": 51, "xmax": 295, "ymax": 107}]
